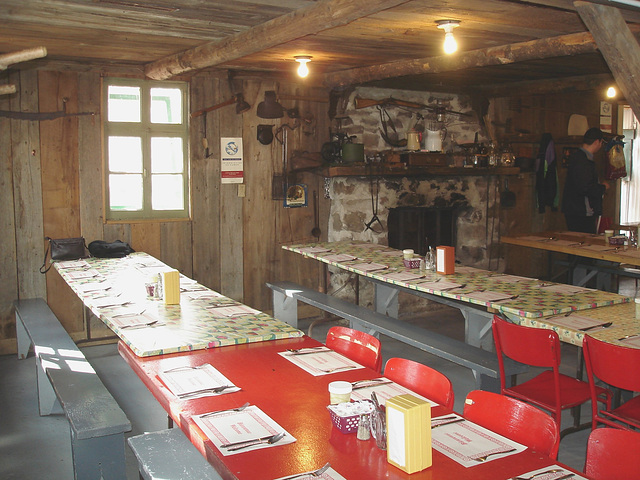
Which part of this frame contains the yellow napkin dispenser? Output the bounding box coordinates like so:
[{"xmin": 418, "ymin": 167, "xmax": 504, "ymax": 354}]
[
  {"xmin": 386, "ymin": 394, "xmax": 432, "ymax": 474},
  {"xmin": 162, "ymin": 269, "xmax": 180, "ymax": 305}
]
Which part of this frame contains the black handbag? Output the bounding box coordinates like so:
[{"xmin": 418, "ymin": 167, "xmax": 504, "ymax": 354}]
[
  {"xmin": 39, "ymin": 237, "xmax": 87, "ymax": 273},
  {"xmin": 88, "ymin": 240, "xmax": 134, "ymax": 258}
]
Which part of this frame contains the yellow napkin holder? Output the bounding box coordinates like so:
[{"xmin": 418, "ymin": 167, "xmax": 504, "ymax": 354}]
[
  {"xmin": 386, "ymin": 394, "xmax": 432, "ymax": 474},
  {"xmin": 162, "ymin": 269, "xmax": 180, "ymax": 305}
]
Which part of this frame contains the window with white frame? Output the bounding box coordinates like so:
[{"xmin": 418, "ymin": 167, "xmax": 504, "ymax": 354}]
[{"xmin": 103, "ymin": 78, "xmax": 189, "ymax": 221}]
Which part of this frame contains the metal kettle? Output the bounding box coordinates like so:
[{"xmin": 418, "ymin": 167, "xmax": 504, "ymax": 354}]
[{"xmin": 406, "ymin": 130, "xmax": 421, "ymax": 151}]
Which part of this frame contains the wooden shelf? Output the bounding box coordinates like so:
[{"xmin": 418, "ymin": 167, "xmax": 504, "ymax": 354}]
[{"xmin": 319, "ymin": 164, "xmax": 521, "ymax": 177}]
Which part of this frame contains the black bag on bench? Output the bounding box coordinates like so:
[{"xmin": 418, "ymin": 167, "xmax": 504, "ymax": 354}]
[{"xmin": 88, "ymin": 240, "xmax": 135, "ymax": 258}]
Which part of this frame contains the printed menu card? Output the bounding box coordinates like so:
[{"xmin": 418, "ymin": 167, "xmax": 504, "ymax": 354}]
[
  {"xmin": 193, "ymin": 405, "xmax": 295, "ymax": 456},
  {"xmin": 431, "ymin": 414, "xmax": 526, "ymax": 467},
  {"xmin": 279, "ymin": 347, "xmax": 364, "ymax": 376}
]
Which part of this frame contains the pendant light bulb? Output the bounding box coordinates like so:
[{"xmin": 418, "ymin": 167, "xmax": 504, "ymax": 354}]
[
  {"xmin": 294, "ymin": 55, "xmax": 312, "ymax": 78},
  {"xmin": 606, "ymin": 86, "xmax": 617, "ymax": 98},
  {"xmin": 437, "ymin": 20, "xmax": 460, "ymax": 55}
]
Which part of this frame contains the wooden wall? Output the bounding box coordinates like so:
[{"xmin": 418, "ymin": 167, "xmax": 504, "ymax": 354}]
[
  {"xmin": 0, "ymin": 68, "xmax": 330, "ymax": 354},
  {"xmin": 0, "ymin": 66, "xmax": 620, "ymax": 354}
]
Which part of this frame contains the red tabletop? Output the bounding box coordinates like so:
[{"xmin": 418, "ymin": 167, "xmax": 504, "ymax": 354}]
[{"xmin": 119, "ymin": 335, "xmax": 581, "ymax": 480}]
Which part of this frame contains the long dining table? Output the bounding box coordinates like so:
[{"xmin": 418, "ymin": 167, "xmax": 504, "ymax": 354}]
[
  {"xmin": 53, "ymin": 251, "xmax": 590, "ymax": 479},
  {"xmin": 282, "ymin": 241, "xmax": 633, "ymax": 350},
  {"xmin": 118, "ymin": 335, "xmax": 586, "ymax": 480}
]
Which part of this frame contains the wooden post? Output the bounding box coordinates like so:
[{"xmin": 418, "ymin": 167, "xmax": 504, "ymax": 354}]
[{"xmin": 575, "ymin": 1, "xmax": 640, "ymax": 122}]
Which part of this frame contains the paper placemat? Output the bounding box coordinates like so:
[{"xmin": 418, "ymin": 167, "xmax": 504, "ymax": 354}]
[
  {"xmin": 431, "ymin": 414, "xmax": 526, "ymax": 467},
  {"xmin": 279, "ymin": 348, "xmax": 364, "ymax": 376},
  {"xmin": 535, "ymin": 283, "xmax": 594, "ymax": 295},
  {"xmin": 349, "ymin": 378, "xmax": 438, "ymax": 407},
  {"xmin": 511, "ymin": 465, "xmax": 587, "ymax": 480},
  {"xmin": 546, "ymin": 313, "xmax": 613, "ymax": 331},
  {"xmin": 159, "ymin": 363, "xmax": 240, "ymax": 399},
  {"xmin": 414, "ymin": 280, "xmax": 463, "ymax": 291},
  {"xmin": 382, "ymin": 271, "xmax": 425, "ymax": 282},
  {"xmin": 274, "ymin": 466, "xmax": 346, "ymax": 480},
  {"xmin": 619, "ymin": 335, "xmax": 640, "ymax": 348},
  {"xmin": 321, "ymin": 253, "xmax": 358, "ymax": 262},
  {"xmin": 55, "ymin": 259, "xmax": 91, "ymax": 270},
  {"xmin": 206, "ymin": 305, "xmax": 262, "ymax": 317},
  {"xmin": 349, "ymin": 262, "xmax": 389, "ymax": 273},
  {"xmin": 193, "ymin": 405, "xmax": 295, "ymax": 456},
  {"xmin": 297, "ymin": 246, "xmax": 332, "ymax": 254},
  {"xmin": 465, "ymin": 291, "xmax": 516, "ymax": 303}
]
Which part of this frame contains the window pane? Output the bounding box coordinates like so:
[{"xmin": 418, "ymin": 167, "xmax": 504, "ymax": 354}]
[
  {"xmin": 151, "ymin": 87, "xmax": 182, "ymax": 124},
  {"xmin": 108, "ymin": 85, "xmax": 141, "ymax": 122},
  {"xmin": 108, "ymin": 136, "xmax": 143, "ymax": 173},
  {"xmin": 152, "ymin": 174, "xmax": 184, "ymax": 210},
  {"xmin": 109, "ymin": 174, "xmax": 143, "ymax": 211},
  {"xmin": 151, "ymin": 137, "xmax": 183, "ymax": 173}
]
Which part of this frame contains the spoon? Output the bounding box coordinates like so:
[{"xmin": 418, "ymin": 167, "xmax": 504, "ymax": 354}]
[{"xmin": 580, "ymin": 322, "xmax": 613, "ymax": 331}]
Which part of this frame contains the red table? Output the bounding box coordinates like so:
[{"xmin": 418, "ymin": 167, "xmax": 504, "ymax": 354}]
[{"xmin": 119, "ymin": 335, "xmax": 582, "ymax": 480}]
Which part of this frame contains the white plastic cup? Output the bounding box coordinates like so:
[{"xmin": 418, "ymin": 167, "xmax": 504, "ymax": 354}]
[
  {"xmin": 328, "ymin": 381, "xmax": 352, "ymax": 404},
  {"xmin": 402, "ymin": 249, "xmax": 414, "ymax": 260}
]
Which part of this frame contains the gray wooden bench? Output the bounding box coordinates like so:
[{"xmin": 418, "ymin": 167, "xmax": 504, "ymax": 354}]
[
  {"xmin": 15, "ymin": 298, "xmax": 132, "ymax": 479},
  {"xmin": 128, "ymin": 428, "xmax": 222, "ymax": 480},
  {"xmin": 555, "ymin": 259, "xmax": 640, "ymax": 292},
  {"xmin": 267, "ymin": 281, "xmax": 527, "ymax": 392}
]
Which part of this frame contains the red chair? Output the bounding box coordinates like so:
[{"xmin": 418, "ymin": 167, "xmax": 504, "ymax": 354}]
[
  {"xmin": 584, "ymin": 428, "xmax": 640, "ymax": 480},
  {"xmin": 383, "ymin": 357, "xmax": 454, "ymax": 411},
  {"xmin": 463, "ymin": 390, "xmax": 560, "ymax": 459},
  {"xmin": 326, "ymin": 326, "xmax": 382, "ymax": 373},
  {"xmin": 583, "ymin": 334, "xmax": 640, "ymax": 430},
  {"xmin": 492, "ymin": 315, "xmax": 610, "ymax": 436}
]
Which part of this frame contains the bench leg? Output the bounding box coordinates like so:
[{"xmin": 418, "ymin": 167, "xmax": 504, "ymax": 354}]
[
  {"xmin": 15, "ymin": 311, "xmax": 33, "ymax": 360},
  {"xmin": 462, "ymin": 311, "xmax": 494, "ymax": 350},
  {"xmin": 272, "ymin": 290, "xmax": 298, "ymax": 329},
  {"xmin": 374, "ymin": 284, "xmax": 399, "ymax": 318},
  {"xmin": 473, "ymin": 371, "xmax": 501, "ymax": 393},
  {"xmin": 70, "ymin": 429, "xmax": 127, "ymax": 480},
  {"xmin": 36, "ymin": 356, "xmax": 63, "ymax": 416}
]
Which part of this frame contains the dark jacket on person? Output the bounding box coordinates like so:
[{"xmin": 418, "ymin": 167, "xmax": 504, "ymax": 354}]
[{"xmin": 561, "ymin": 148, "xmax": 606, "ymax": 217}]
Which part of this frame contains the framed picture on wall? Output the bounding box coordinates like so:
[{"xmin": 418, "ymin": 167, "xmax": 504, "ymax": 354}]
[{"xmin": 284, "ymin": 184, "xmax": 308, "ymax": 208}]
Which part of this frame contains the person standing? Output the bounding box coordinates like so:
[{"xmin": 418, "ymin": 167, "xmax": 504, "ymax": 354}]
[{"xmin": 561, "ymin": 127, "xmax": 610, "ymax": 233}]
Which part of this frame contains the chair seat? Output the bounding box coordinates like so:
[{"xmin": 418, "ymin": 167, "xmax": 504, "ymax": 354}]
[
  {"xmin": 505, "ymin": 370, "xmax": 608, "ymax": 411},
  {"xmin": 600, "ymin": 395, "xmax": 640, "ymax": 429}
]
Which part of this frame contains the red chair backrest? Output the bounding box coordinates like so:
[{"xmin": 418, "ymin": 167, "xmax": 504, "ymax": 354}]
[
  {"xmin": 326, "ymin": 326, "xmax": 382, "ymax": 373},
  {"xmin": 585, "ymin": 428, "xmax": 640, "ymax": 479},
  {"xmin": 583, "ymin": 334, "xmax": 640, "ymax": 393},
  {"xmin": 492, "ymin": 315, "xmax": 561, "ymax": 368},
  {"xmin": 463, "ymin": 390, "xmax": 560, "ymax": 459},
  {"xmin": 383, "ymin": 357, "xmax": 454, "ymax": 410}
]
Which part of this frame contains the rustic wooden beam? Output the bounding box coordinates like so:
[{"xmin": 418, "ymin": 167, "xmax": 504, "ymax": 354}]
[
  {"xmin": 0, "ymin": 46, "xmax": 47, "ymax": 70},
  {"xmin": 477, "ymin": 73, "xmax": 615, "ymax": 98},
  {"xmin": 324, "ymin": 32, "xmax": 599, "ymax": 88},
  {"xmin": 575, "ymin": 1, "xmax": 640, "ymax": 121},
  {"xmin": 0, "ymin": 84, "xmax": 16, "ymax": 95},
  {"xmin": 144, "ymin": 0, "xmax": 409, "ymax": 81}
]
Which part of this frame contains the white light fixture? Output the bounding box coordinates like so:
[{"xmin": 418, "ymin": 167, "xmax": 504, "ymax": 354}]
[
  {"xmin": 606, "ymin": 86, "xmax": 617, "ymax": 98},
  {"xmin": 436, "ymin": 20, "xmax": 461, "ymax": 54},
  {"xmin": 294, "ymin": 55, "xmax": 312, "ymax": 78}
]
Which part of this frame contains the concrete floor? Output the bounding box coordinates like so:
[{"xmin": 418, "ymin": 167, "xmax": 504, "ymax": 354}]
[{"xmin": 2, "ymin": 278, "xmax": 635, "ymax": 479}]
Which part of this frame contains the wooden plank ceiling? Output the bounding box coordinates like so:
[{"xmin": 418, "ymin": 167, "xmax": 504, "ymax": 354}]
[{"xmin": 2, "ymin": 0, "xmax": 640, "ymax": 96}]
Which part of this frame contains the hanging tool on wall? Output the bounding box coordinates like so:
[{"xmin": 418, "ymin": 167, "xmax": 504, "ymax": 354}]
[{"xmin": 364, "ymin": 164, "xmax": 384, "ymax": 233}]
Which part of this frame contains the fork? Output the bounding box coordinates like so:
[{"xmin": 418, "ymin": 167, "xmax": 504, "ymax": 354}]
[
  {"xmin": 321, "ymin": 365, "xmax": 358, "ymax": 373},
  {"xmin": 280, "ymin": 462, "xmax": 331, "ymax": 479},
  {"xmin": 178, "ymin": 385, "xmax": 236, "ymax": 398},
  {"xmin": 200, "ymin": 402, "xmax": 250, "ymax": 418},
  {"xmin": 472, "ymin": 448, "xmax": 517, "ymax": 462},
  {"xmin": 510, "ymin": 468, "xmax": 565, "ymax": 480},
  {"xmin": 223, "ymin": 432, "xmax": 285, "ymax": 451},
  {"xmin": 121, "ymin": 320, "xmax": 160, "ymax": 329}
]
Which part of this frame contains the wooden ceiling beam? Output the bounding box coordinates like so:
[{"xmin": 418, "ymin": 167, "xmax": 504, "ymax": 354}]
[
  {"xmin": 575, "ymin": 1, "xmax": 640, "ymax": 121},
  {"xmin": 144, "ymin": 0, "xmax": 409, "ymax": 80},
  {"xmin": 477, "ymin": 73, "xmax": 615, "ymax": 97},
  {"xmin": 323, "ymin": 32, "xmax": 599, "ymax": 88}
]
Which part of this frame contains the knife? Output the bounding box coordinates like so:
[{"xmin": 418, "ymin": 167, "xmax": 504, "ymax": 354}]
[{"xmin": 352, "ymin": 380, "xmax": 392, "ymax": 390}]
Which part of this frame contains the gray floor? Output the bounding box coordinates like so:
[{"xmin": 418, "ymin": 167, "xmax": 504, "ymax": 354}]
[{"xmin": 2, "ymin": 278, "xmax": 635, "ymax": 479}]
